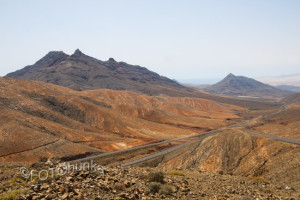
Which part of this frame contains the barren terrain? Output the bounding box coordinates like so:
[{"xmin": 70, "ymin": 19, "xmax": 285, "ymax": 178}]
[{"xmin": 0, "ymin": 77, "xmax": 243, "ymax": 162}]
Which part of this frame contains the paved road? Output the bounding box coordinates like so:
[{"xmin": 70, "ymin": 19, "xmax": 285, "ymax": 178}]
[
  {"xmin": 121, "ymin": 130, "xmax": 300, "ymax": 167},
  {"xmin": 71, "ymin": 103, "xmax": 296, "ymax": 164},
  {"xmin": 70, "ymin": 119, "xmax": 250, "ymax": 163},
  {"xmin": 120, "ymin": 104, "xmax": 300, "ymax": 167},
  {"xmin": 245, "ymin": 130, "xmax": 300, "ymax": 146},
  {"xmin": 120, "ymin": 140, "xmax": 196, "ymax": 167},
  {"xmin": 70, "ymin": 126, "xmax": 230, "ymax": 163}
]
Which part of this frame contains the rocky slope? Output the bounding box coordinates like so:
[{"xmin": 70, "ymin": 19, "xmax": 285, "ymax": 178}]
[
  {"xmin": 143, "ymin": 104, "xmax": 300, "ymax": 192},
  {"xmin": 159, "ymin": 129, "xmax": 299, "ymax": 189},
  {"xmin": 0, "ymin": 165, "xmax": 298, "ymax": 200},
  {"xmin": 204, "ymin": 73, "xmax": 292, "ymax": 98}
]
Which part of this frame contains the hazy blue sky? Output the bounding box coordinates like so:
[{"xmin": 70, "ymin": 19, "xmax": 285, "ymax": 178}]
[{"xmin": 0, "ymin": 0, "xmax": 299, "ymax": 83}]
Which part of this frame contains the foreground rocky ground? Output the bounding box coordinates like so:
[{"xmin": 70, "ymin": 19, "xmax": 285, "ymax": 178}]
[{"xmin": 0, "ymin": 163, "xmax": 299, "ymax": 200}]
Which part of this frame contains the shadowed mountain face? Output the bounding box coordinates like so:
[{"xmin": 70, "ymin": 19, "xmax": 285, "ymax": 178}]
[
  {"xmin": 204, "ymin": 73, "xmax": 292, "ymax": 98},
  {"xmin": 6, "ymin": 49, "xmax": 185, "ymax": 96}
]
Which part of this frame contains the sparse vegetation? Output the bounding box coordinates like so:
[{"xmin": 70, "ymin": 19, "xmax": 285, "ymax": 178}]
[
  {"xmin": 148, "ymin": 171, "xmax": 164, "ymax": 183},
  {"xmin": 0, "ymin": 189, "xmax": 26, "ymax": 200},
  {"xmin": 248, "ymin": 177, "xmax": 270, "ymax": 184},
  {"xmin": 169, "ymin": 171, "xmax": 185, "ymax": 176},
  {"xmin": 114, "ymin": 183, "xmax": 126, "ymax": 191},
  {"xmin": 39, "ymin": 157, "xmax": 48, "ymax": 162},
  {"xmin": 149, "ymin": 182, "xmax": 162, "ymax": 193},
  {"xmin": 148, "ymin": 182, "xmax": 174, "ymax": 195},
  {"xmin": 9, "ymin": 177, "xmax": 27, "ymax": 186},
  {"xmin": 248, "ymin": 108, "xmax": 259, "ymax": 111},
  {"xmin": 159, "ymin": 185, "xmax": 174, "ymax": 195},
  {"xmin": 0, "ymin": 168, "xmax": 9, "ymax": 172}
]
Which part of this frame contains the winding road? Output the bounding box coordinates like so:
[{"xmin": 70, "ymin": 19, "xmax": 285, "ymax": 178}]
[{"xmin": 71, "ymin": 103, "xmax": 300, "ymax": 166}]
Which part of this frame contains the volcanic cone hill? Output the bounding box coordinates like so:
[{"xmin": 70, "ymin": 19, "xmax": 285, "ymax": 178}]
[{"xmin": 204, "ymin": 73, "xmax": 292, "ymax": 98}]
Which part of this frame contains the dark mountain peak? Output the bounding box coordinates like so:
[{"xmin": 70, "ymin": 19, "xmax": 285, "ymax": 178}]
[
  {"xmin": 47, "ymin": 51, "xmax": 67, "ymax": 56},
  {"xmin": 5, "ymin": 51, "xmax": 68, "ymax": 78},
  {"xmin": 35, "ymin": 51, "xmax": 68, "ymax": 67},
  {"xmin": 226, "ymin": 73, "xmax": 235, "ymax": 79},
  {"xmin": 108, "ymin": 58, "xmax": 117, "ymax": 62},
  {"xmin": 71, "ymin": 49, "xmax": 84, "ymax": 57}
]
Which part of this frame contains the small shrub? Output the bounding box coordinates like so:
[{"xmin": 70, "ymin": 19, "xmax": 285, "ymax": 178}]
[
  {"xmin": 148, "ymin": 183, "xmax": 174, "ymax": 195},
  {"xmin": 159, "ymin": 185, "xmax": 174, "ymax": 195},
  {"xmin": 0, "ymin": 168, "xmax": 9, "ymax": 172},
  {"xmin": 9, "ymin": 178, "xmax": 27, "ymax": 186},
  {"xmin": 114, "ymin": 183, "xmax": 126, "ymax": 191},
  {"xmin": 169, "ymin": 171, "xmax": 185, "ymax": 176},
  {"xmin": 0, "ymin": 183, "xmax": 10, "ymax": 191},
  {"xmin": 248, "ymin": 177, "xmax": 270, "ymax": 184},
  {"xmin": 148, "ymin": 171, "xmax": 164, "ymax": 183},
  {"xmin": 39, "ymin": 157, "xmax": 48, "ymax": 163},
  {"xmin": 138, "ymin": 173, "xmax": 148, "ymax": 180},
  {"xmin": 0, "ymin": 189, "xmax": 26, "ymax": 200},
  {"xmin": 30, "ymin": 162, "xmax": 43, "ymax": 169},
  {"xmin": 149, "ymin": 182, "xmax": 162, "ymax": 194}
]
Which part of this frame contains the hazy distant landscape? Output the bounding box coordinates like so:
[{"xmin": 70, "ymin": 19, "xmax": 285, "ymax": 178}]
[{"xmin": 0, "ymin": 1, "xmax": 299, "ymax": 200}]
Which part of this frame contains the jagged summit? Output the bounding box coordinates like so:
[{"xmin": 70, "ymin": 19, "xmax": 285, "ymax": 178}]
[
  {"xmin": 35, "ymin": 51, "xmax": 68, "ymax": 66},
  {"xmin": 225, "ymin": 73, "xmax": 235, "ymax": 78},
  {"xmin": 5, "ymin": 49, "xmax": 184, "ymax": 95},
  {"xmin": 108, "ymin": 58, "xmax": 117, "ymax": 62},
  {"xmin": 71, "ymin": 49, "xmax": 83, "ymax": 57}
]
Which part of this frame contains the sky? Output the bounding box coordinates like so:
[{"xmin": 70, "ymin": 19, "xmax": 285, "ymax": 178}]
[{"xmin": 0, "ymin": 0, "xmax": 299, "ymax": 84}]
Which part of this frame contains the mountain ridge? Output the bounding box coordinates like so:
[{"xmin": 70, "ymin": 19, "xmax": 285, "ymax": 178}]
[
  {"xmin": 5, "ymin": 51, "xmax": 282, "ymax": 109},
  {"xmin": 6, "ymin": 49, "xmax": 183, "ymax": 94}
]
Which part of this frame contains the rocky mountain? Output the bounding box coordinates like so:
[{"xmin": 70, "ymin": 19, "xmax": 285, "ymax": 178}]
[
  {"xmin": 5, "ymin": 49, "xmax": 187, "ymax": 96},
  {"xmin": 5, "ymin": 51, "xmax": 283, "ymax": 110},
  {"xmin": 204, "ymin": 73, "xmax": 293, "ymax": 98}
]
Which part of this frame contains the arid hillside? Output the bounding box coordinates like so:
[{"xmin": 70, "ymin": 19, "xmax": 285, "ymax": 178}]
[
  {"xmin": 145, "ymin": 102, "xmax": 300, "ymax": 190},
  {"xmin": 282, "ymin": 92, "xmax": 300, "ymax": 104},
  {"xmin": 0, "ymin": 77, "xmax": 243, "ymax": 162}
]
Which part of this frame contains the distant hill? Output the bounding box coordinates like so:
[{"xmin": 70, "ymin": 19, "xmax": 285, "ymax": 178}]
[
  {"xmin": 257, "ymin": 74, "xmax": 300, "ymax": 87},
  {"xmin": 5, "ymin": 49, "xmax": 189, "ymax": 96},
  {"xmin": 282, "ymin": 92, "xmax": 300, "ymax": 104},
  {"xmin": 204, "ymin": 73, "xmax": 293, "ymax": 98},
  {"xmin": 275, "ymin": 85, "xmax": 300, "ymax": 92}
]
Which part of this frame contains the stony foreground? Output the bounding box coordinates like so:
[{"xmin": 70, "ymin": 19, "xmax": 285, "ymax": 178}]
[{"xmin": 0, "ymin": 165, "xmax": 299, "ymax": 200}]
